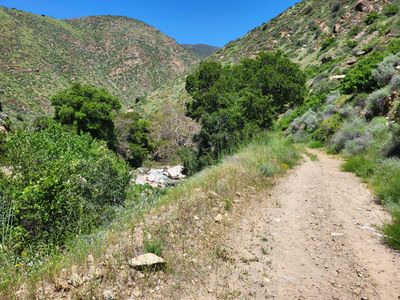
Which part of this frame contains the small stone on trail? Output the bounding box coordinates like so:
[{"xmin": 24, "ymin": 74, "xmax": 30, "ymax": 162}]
[
  {"xmin": 330, "ymin": 232, "xmax": 344, "ymax": 237},
  {"xmin": 214, "ymin": 214, "xmax": 223, "ymax": 223}
]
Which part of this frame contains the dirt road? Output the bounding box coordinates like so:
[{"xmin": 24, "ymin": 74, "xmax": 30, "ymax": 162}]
[{"xmin": 189, "ymin": 150, "xmax": 400, "ymax": 299}]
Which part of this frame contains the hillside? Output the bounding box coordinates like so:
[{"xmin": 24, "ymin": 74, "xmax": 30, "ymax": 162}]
[
  {"xmin": 0, "ymin": 7, "xmax": 199, "ymax": 119},
  {"xmin": 181, "ymin": 44, "xmax": 220, "ymax": 58},
  {"xmin": 215, "ymin": 0, "xmax": 397, "ymax": 66}
]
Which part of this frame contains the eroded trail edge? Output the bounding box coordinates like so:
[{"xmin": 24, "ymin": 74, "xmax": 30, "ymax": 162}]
[{"xmin": 186, "ymin": 150, "xmax": 400, "ymax": 300}]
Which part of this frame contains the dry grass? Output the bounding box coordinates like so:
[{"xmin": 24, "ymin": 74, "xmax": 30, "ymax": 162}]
[{"xmin": 2, "ymin": 133, "xmax": 301, "ymax": 299}]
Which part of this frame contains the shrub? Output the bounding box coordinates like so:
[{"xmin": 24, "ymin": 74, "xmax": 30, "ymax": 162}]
[
  {"xmin": 0, "ymin": 123, "xmax": 129, "ymax": 254},
  {"xmin": 348, "ymin": 26, "xmax": 361, "ymax": 37},
  {"xmin": 372, "ymin": 53, "xmax": 400, "ymax": 86},
  {"xmin": 320, "ymin": 37, "xmax": 335, "ymax": 51},
  {"xmin": 51, "ymin": 83, "xmax": 121, "ymax": 148},
  {"xmin": 330, "ymin": 117, "xmax": 367, "ymax": 153},
  {"xmin": 340, "ymin": 52, "xmax": 385, "ymax": 93},
  {"xmin": 288, "ymin": 109, "xmax": 322, "ymax": 140},
  {"xmin": 345, "ymin": 39, "xmax": 358, "ymax": 49},
  {"xmin": 383, "ymin": 3, "xmax": 399, "ymax": 16},
  {"xmin": 115, "ymin": 111, "xmax": 154, "ymax": 167},
  {"xmin": 388, "ymin": 38, "xmax": 400, "ymax": 53},
  {"xmin": 390, "ymin": 74, "xmax": 400, "ymax": 90},
  {"xmin": 365, "ymin": 12, "xmax": 380, "ymax": 25},
  {"xmin": 365, "ymin": 87, "xmax": 391, "ymax": 119},
  {"xmin": 311, "ymin": 114, "xmax": 342, "ymax": 142}
]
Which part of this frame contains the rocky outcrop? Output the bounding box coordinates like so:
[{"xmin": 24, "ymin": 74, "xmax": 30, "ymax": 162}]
[{"xmin": 134, "ymin": 165, "xmax": 185, "ymax": 188}]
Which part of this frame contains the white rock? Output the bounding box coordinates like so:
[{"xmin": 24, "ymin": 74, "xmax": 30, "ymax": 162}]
[
  {"xmin": 214, "ymin": 214, "xmax": 223, "ymax": 223},
  {"xmin": 129, "ymin": 253, "xmax": 165, "ymax": 269},
  {"xmin": 135, "ymin": 174, "xmax": 147, "ymax": 185},
  {"xmin": 330, "ymin": 75, "xmax": 346, "ymax": 80},
  {"xmin": 330, "ymin": 232, "xmax": 344, "ymax": 237},
  {"xmin": 103, "ymin": 289, "xmax": 116, "ymax": 300},
  {"xmin": 167, "ymin": 165, "xmax": 185, "ymax": 179}
]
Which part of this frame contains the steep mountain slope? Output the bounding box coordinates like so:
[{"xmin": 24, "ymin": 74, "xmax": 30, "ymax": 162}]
[
  {"xmin": 181, "ymin": 44, "xmax": 220, "ymax": 58},
  {"xmin": 0, "ymin": 7, "xmax": 199, "ymax": 119},
  {"xmin": 215, "ymin": 0, "xmax": 396, "ymax": 66}
]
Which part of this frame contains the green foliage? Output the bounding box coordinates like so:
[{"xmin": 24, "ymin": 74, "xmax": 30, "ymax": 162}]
[
  {"xmin": 383, "ymin": 3, "xmax": 399, "ymax": 16},
  {"xmin": 143, "ymin": 239, "xmax": 164, "ymax": 257},
  {"xmin": 348, "ymin": 26, "xmax": 361, "ymax": 37},
  {"xmin": 0, "ymin": 123, "xmax": 129, "ymax": 254},
  {"xmin": 340, "ymin": 52, "xmax": 385, "ymax": 94},
  {"xmin": 185, "ymin": 52, "xmax": 306, "ymax": 171},
  {"xmin": 388, "ymin": 38, "xmax": 400, "ymax": 54},
  {"xmin": 342, "ymin": 154, "xmax": 377, "ymax": 178},
  {"xmin": 320, "ymin": 37, "xmax": 335, "ymax": 52},
  {"xmin": 311, "ymin": 114, "xmax": 342, "ymax": 142},
  {"xmin": 115, "ymin": 111, "xmax": 154, "ymax": 168},
  {"xmin": 373, "ymin": 158, "xmax": 400, "ymax": 206},
  {"xmin": 383, "ymin": 208, "xmax": 400, "ymax": 250},
  {"xmin": 51, "ymin": 83, "xmax": 121, "ymax": 148},
  {"xmin": 365, "ymin": 12, "xmax": 380, "ymax": 25}
]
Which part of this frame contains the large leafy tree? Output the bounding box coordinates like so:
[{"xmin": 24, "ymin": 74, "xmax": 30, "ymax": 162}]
[
  {"xmin": 184, "ymin": 52, "xmax": 306, "ymax": 172},
  {"xmin": 51, "ymin": 83, "xmax": 121, "ymax": 148}
]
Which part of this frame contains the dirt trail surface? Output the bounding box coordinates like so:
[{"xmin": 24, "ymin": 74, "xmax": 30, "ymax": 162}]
[{"xmin": 186, "ymin": 150, "xmax": 400, "ymax": 300}]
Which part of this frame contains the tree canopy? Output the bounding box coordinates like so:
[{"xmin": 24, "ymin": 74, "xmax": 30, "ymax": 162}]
[
  {"xmin": 51, "ymin": 83, "xmax": 121, "ymax": 148},
  {"xmin": 184, "ymin": 52, "xmax": 307, "ymax": 173}
]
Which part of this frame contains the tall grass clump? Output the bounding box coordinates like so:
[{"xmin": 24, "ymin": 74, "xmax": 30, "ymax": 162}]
[
  {"xmin": 373, "ymin": 158, "xmax": 400, "ymax": 206},
  {"xmin": 383, "ymin": 208, "xmax": 400, "ymax": 250}
]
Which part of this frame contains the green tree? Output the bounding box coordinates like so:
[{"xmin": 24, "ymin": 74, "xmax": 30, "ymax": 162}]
[
  {"xmin": 115, "ymin": 111, "xmax": 154, "ymax": 167},
  {"xmin": 184, "ymin": 52, "xmax": 306, "ymax": 173},
  {"xmin": 51, "ymin": 83, "xmax": 121, "ymax": 148}
]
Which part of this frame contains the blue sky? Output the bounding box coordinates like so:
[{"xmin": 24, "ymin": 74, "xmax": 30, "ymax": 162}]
[{"xmin": 0, "ymin": 0, "xmax": 298, "ymax": 47}]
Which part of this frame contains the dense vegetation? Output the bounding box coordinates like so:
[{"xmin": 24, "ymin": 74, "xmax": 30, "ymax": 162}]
[
  {"xmin": 0, "ymin": 123, "xmax": 129, "ymax": 255},
  {"xmin": 0, "ymin": 83, "xmax": 155, "ymax": 284},
  {"xmin": 183, "ymin": 52, "xmax": 306, "ymax": 173}
]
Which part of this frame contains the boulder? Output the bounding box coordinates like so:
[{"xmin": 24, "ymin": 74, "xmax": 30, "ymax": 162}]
[
  {"xmin": 135, "ymin": 174, "xmax": 147, "ymax": 185},
  {"xmin": 166, "ymin": 165, "xmax": 185, "ymax": 179},
  {"xmin": 129, "ymin": 253, "xmax": 165, "ymax": 270}
]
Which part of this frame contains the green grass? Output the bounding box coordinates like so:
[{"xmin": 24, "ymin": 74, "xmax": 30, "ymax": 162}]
[
  {"xmin": 342, "ymin": 154, "xmax": 377, "ymax": 178},
  {"xmin": 342, "ymin": 153, "xmax": 400, "ymax": 250},
  {"xmin": 143, "ymin": 239, "xmax": 164, "ymax": 257},
  {"xmin": 383, "ymin": 208, "xmax": 400, "ymax": 250}
]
